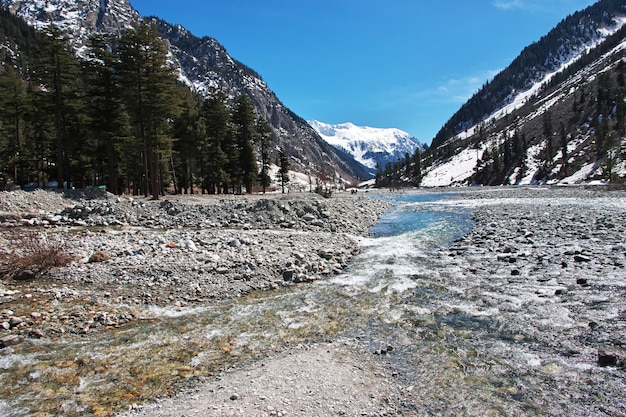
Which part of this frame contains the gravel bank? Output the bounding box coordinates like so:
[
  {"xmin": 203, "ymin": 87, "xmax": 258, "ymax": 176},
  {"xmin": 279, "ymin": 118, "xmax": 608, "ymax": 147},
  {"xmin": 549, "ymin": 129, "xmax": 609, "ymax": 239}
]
[{"xmin": 0, "ymin": 190, "xmax": 388, "ymax": 345}]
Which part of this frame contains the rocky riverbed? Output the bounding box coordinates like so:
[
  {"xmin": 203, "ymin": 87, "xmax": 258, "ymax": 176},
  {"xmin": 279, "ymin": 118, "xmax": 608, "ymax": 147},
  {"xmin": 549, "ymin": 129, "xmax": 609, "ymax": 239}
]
[
  {"xmin": 0, "ymin": 190, "xmax": 389, "ymax": 346},
  {"xmin": 0, "ymin": 186, "xmax": 624, "ymax": 417}
]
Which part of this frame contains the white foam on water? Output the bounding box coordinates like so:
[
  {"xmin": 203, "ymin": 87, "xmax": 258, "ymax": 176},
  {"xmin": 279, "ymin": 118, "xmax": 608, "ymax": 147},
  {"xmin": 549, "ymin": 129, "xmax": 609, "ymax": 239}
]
[{"xmin": 144, "ymin": 305, "xmax": 210, "ymax": 318}]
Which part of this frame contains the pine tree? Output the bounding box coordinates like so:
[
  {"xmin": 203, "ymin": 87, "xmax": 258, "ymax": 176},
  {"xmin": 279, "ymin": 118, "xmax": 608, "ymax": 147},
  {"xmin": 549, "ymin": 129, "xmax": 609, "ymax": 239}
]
[
  {"xmin": 173, "ymin": 90, "xmax": 205, "ymax": 194},
  {"xmin": 201, "ymin": 92, "xmax": 230, "ymax": 194},
  {"xmin": 33, "ymin": 24, "xmax": 84, "ymax": 188},
  {"xmin": 560, "ymin": 122, "xmax": 568, "ymax": 176},
  {"xmin": 232, "ymin": 94, "xmax": 258, "ymax": 193},
  {"xmin": 0, "ymin": 65, "xmax": 31, "ymax": 186},
  {"xmin": 543, "ymin": 111, "xmax": 553, "ymax": 162},
  {"xmin": 255, "ymin": 117, "xmax": 272, "ymax": 193},
  {"xmin": 277, "ymin": 147, "xmax": 290, "ymax": 194},
  {"xmin": 118, "ymin": 22, "xmax": 181, "ymax": 199},
  {"xmin": 374, "ymin": 163, "xmax": 383, "ymax": 187},
  {"xmin": 412, "ymin": 148, "xmax": 422, "ymax": 185},
  {"xmin": 85, "ymin": 33, "xmax": 132, "ymax": 194}
]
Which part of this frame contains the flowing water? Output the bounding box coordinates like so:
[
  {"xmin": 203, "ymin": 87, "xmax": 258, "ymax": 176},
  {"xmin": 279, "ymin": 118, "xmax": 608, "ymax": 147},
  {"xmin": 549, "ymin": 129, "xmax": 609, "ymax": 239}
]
[{"xmin": 1, "ymin": 192, "xmax": 622, "ymax": 416}]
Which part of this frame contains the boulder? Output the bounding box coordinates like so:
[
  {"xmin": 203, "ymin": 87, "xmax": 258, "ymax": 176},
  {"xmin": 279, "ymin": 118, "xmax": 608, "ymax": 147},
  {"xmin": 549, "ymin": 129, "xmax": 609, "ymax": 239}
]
[{"xmin": 14, "ymin": 269, "xmax": 37, "ymax": 281}]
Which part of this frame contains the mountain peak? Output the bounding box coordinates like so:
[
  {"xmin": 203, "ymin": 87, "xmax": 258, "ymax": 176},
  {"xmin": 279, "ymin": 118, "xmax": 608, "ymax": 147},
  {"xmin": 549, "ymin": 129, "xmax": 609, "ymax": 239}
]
[
  {"xmin": 0, "ymin": 0, "xmax": 139, "ymax": 47},
  {"xmin": 308, "ymin": 120, "xmax": 422, "ymax": 175}
]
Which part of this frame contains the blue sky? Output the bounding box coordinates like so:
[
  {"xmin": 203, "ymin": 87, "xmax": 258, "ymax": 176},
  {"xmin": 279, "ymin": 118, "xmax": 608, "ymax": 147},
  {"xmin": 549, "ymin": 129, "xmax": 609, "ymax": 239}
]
[{"xmin": 130, "ymin": 0, "xmax": 597, "ymax": 143}]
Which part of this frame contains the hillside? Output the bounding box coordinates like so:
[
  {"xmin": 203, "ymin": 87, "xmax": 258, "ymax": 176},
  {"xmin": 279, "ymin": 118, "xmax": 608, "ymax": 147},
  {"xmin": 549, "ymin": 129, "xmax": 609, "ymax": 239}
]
[
  {"xmin": 381, "ymin": 0, "xmax": 626, "ymax": 188},
  {"xmin": 0, "ymin": 0, "xmax": 369, "ymax": 187}
]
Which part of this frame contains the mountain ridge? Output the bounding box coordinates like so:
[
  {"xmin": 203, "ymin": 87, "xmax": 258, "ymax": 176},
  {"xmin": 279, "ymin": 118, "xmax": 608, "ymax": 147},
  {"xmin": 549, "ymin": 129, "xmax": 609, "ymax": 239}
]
[
  {"xmin": 432, "ymin": 0, "xmax": 626, "ymax": 150},
  {"xmin": 375, "ymin": 0, "xmax": 626, "ymax": 188},
  {"xmin": 0, "ymin": 0, "xmax": 371, "ymax": 182}
]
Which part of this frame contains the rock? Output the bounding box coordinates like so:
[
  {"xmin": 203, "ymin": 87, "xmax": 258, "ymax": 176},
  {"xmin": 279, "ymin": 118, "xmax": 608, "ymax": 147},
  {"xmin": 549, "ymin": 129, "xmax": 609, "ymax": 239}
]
[
  {"xmin": 597, "ymin": 350, "xmax": 619, "ymax": 367},
  {"xmin": 576, "ymin": 278, "xmax": 588, "ymax": 286},
  {"xmin": 8, "ymin": 317, "xmax": 23, "ymax": 328},
  {"xmin": 183, "ymin": 239, "xmax": 197, "ymax": 252},
  {"xmin": 0, "ymin": 334, "xmax": 23, "ymax": 348},
  {"xmin": 302, "ymin": 213, "xmax": 316, "ymax": 222},
  {"xmin": 29, "ymin": 329, "xmax": 45, "ymax": 339},
  {"xmin": 88, "ymin": 251, "xmax": 111, "ymax": 263},
  {"xmin": 282, "ymin": 269, "xmax": 295, "ymax": 281},
  {"xmin": 0, "ymin": 322, "xmax": 10, "ymax": 330},
  {"xmin": 230, "ymin": 393, "xmax": 240, "ymax": 401},
  {"xmin": 318, "ymin": 249, "xmax": 334, "ymax": 260},
  {"xmin": 574, "ymin": 255, "xmax": 591, "ymax": 263},
  {"xmin": 311, "ymin": 220, "xmax": 325, "ymax": 227}
]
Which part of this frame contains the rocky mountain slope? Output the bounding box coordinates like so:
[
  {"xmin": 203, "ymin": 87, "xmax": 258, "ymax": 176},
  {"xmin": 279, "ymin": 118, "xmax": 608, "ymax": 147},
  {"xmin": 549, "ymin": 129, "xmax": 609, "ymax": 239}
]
[
  {"xmin": 0, "ymin": 0, "xmax": 370, "ymax": 182},
  {"xmin": 308, "ymin": 120, "xmax": 422, "ymax": 176},
  {"xmin": 417, "ymin": 0, "xmax": 626, "ymax": 187}
]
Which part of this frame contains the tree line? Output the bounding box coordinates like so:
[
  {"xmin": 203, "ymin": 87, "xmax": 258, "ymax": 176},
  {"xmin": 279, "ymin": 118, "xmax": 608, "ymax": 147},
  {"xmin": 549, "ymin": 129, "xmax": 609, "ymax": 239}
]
[{"xmin": 0, "ymin": 20, "xmax": 291, "ymax": 197}]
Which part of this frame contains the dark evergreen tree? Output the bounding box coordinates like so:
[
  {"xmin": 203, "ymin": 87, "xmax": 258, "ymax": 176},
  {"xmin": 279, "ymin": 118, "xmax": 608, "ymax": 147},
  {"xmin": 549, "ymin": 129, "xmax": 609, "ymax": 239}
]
[
  {"xmin": 173, "ymin": 90, "xmax": 205, "ymax": 194},
  {"xmin": 374, "ymin": 162, "xmax": 383, "ymax": 187},
  {"xmin": 255, "ymin": 117, "xmax": 272, "ymax": 193},
  {"xmin": 85, "ymin": 33, "xmax": 132, "ymax": 194},
  {"xmin": 0, "ymin": 65, "xmax": 31, "ymax": 187},
  {"xmin": 201, "ymin": 92, "xmax": 230, "ymax": 194},
  {"xmin": 118, "ymin": 22, "xmax": 181, "ymax": 199},
  {"xmin": 33, "ymin": 24, "xmax": 84, "ymax": 188},
  {"xmin": 277, "ymin": 147, "xmax": 290, "ymax": 194},
  {"xmin": 231, "ymin": 94, "xmax": 258, "ymax": 193},
  {"xmin": 412, "ymin": 148, "xmax": 422, "ymax": 185},
  {"xmin": 560, "ymin": 122, "xmax": 568, "ymax": 176},
  {"xmin": 543, "ymin": 111, "xmax": 553, "ymax": 161}
]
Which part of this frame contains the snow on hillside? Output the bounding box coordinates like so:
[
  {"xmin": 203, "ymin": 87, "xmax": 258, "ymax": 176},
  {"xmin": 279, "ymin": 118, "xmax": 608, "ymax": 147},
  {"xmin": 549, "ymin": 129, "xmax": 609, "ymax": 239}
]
[
  {"xmin": 308, "ymin": 120, "xmax": 421, "ymax": 174},
  {"xmin": 451, "ymin": 16, "xmax": 626, "ymax": 145},
  {"xmin": 424, "ymin": 15, "xmax": 626, "ymax": 188},
  {"xmin": 421, "ymin": 146, "xmax": 485, "ymax": 187}
]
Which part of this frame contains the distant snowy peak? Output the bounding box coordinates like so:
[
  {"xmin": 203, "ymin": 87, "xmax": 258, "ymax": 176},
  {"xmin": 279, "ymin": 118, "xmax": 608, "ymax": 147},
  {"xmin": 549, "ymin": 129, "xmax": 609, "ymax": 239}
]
[{"xmin": 308, "ymin": 120, "xmax": 421, "ymax": 173}]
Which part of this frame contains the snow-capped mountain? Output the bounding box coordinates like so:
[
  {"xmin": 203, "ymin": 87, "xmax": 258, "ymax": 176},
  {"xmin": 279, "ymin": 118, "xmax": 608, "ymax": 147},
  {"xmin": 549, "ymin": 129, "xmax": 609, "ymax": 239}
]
[
  {"xmin": 0, "ymin": 0, "xmax": 370, "ymax": 181},
  {"xmin": 308, "ymin": 120, "xmax": 421, "ymax": 176},
  {"xmin": 417, "ymin": 0, "xmax": 626, "ymax": 187}
]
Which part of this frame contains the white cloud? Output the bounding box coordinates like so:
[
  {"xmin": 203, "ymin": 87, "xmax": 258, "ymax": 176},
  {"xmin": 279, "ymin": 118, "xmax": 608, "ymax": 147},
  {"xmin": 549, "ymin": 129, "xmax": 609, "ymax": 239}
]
[
  {"xmin": 433, "ymin": 69, "xmax": 502, "ymax": 104},
  {"xmin": 493, "ymin": 0, "xmax": 529, "ymax": 10},
  {"xmin": 492, "ymin": 0, "xmax": 584, "ymax": 12}
]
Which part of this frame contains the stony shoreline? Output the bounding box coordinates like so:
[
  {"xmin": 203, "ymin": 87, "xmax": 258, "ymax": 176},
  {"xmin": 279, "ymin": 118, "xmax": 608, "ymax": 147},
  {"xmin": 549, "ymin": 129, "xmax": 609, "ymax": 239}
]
[
  {"xmin": 0, "ymin": 190, "xmax": 389, "ymax": 347},
  {"xmin": 120, "ymin": 186, "xmax": 626, "ymax": 417}
]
